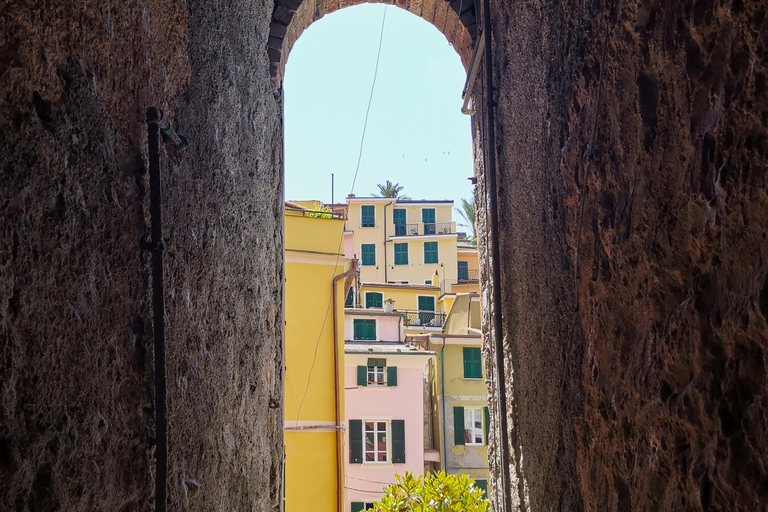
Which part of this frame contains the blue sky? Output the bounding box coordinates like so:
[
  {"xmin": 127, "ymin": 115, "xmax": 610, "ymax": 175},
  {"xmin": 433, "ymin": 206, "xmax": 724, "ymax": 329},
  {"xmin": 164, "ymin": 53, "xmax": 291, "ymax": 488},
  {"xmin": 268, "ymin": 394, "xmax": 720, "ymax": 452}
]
[{"xmin": 283, "ymin": 4, "xmax": 473, "ymax": 208}]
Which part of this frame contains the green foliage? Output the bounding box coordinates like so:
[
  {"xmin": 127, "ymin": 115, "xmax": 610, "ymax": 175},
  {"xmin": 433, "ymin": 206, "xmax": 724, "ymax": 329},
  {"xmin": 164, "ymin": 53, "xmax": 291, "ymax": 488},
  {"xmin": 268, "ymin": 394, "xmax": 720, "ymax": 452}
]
[
  {"xmin": 374, "ymin": 180, "xmax": 410, "ymax": 200},
  {"xmin": 305, "ymin": 202, "xmax": 334, "ymax": 219},
  {"xmin": 455, "ymin": 197, "xmax": 476, "ymax": 245},
  {"xmin": 374, "ymin": 472, "xmax": 489, "ymax": 512}
]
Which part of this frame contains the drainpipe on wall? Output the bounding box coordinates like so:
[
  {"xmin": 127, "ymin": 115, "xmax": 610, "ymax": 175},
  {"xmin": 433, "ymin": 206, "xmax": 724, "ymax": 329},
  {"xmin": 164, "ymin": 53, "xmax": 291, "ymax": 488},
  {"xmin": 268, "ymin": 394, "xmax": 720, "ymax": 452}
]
[
  {"xmin": 440, "ymin": 336, "xmax": 448, "ymax": 472},
  {"xmin": 383, "ymin": 201, "xmax": 393, "ymax": 283},
  {"xmin": 332, "ymin": 260, "xmax": 359, "ymax": 512}
]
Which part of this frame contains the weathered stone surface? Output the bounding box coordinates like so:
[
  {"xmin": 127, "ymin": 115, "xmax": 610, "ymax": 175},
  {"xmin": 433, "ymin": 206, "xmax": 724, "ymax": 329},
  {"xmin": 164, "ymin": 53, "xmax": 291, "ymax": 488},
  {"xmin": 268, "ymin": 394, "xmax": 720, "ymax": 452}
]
[{"xmin": 484, "ymin": 0, "xmax": 768, "ymax": 510}]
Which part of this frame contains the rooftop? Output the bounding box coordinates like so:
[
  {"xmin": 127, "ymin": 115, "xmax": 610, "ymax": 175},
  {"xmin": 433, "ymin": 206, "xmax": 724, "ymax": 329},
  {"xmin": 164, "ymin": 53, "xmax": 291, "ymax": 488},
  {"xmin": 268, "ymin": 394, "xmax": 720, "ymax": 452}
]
[{"xmin": 344, "ymin": 341, "xmax": 435, "ymax": 356}]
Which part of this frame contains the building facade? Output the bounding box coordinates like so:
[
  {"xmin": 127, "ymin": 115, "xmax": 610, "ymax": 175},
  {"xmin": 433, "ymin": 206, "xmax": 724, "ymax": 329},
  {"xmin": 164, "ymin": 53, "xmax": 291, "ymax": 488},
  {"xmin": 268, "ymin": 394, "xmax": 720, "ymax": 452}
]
[{"xmin": 284, "ymin": 204, "xmax": 352, "ymax": 512}]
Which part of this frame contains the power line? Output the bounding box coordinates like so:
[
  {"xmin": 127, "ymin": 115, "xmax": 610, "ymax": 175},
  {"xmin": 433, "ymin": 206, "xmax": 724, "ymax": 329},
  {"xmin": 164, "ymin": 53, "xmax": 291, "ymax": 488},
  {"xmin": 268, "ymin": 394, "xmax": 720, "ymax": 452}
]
[{"xmin": 349, "ymin": 5, "xmax": 389, "ymax": 194}]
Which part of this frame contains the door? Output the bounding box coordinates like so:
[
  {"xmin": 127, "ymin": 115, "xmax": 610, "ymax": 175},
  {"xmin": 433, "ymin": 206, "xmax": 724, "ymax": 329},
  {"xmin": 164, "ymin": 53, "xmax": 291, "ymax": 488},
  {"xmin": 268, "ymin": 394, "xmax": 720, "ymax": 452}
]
[
  {"xmin": 393, "ymin": 208, "xmax": 406, "ymax": 237},
  {"xmin": 418, "ymin": 296, "xmax": 435, "ymax": 325},
  {"xmin": 422, "ymin": 208, "xmax": 435, "ymax": 235},
  {"xmin": 458, "ymin": 261, "xmax": 469, "ymax": 281}
]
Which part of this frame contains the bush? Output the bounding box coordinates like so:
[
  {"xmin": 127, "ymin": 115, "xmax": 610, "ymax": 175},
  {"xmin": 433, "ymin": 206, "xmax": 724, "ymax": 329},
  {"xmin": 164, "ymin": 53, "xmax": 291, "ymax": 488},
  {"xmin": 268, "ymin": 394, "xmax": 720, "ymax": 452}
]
[{"xmin": 374, "ymin": 472, "xmax": 489, "ymax": 512}]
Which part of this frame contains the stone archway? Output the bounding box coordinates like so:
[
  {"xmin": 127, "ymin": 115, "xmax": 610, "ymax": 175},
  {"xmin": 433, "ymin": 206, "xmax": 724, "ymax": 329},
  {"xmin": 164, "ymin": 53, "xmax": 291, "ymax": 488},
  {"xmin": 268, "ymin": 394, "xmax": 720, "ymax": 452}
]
[{"xmin": 268, "ymin": 0, "xmax": 478, "ymax": 84}]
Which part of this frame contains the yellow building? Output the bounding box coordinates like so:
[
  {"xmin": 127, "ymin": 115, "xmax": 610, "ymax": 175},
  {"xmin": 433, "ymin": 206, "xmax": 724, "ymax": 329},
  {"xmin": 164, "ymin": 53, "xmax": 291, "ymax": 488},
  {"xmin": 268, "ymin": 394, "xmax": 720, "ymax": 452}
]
[
  {"xmin": 345, "ymin": 196, "xmax": 459, "ymax": 288},
  {"xmin": 426, "ymin": 293, "xmax": 489, "ymax": 494},
  {"xmin": 284, "ymin": 204, "xmax": 353, "ymax": 512}
]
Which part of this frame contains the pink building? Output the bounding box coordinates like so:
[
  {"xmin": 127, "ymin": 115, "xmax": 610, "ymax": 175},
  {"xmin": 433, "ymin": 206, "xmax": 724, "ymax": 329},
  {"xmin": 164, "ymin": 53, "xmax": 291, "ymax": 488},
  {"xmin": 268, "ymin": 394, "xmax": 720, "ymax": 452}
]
[{"xmin": 343, "ymin": 311, "xmax": 434, "ymax": 512}]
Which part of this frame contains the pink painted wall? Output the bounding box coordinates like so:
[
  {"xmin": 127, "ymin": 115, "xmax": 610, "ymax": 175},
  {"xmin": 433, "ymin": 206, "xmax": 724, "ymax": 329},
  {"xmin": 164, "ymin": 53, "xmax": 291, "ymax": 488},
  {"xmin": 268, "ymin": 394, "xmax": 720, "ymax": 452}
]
[
  {"xmin": 344, "ymin": 359, "xmax": 428, "ymax": 510},
  {"xmin": 344, "ymin": 313, "xmax": 402, "ymax": 342},
  {"xmin": 344, "ymin": 231, "xmax": 354, "ymax": 259}
]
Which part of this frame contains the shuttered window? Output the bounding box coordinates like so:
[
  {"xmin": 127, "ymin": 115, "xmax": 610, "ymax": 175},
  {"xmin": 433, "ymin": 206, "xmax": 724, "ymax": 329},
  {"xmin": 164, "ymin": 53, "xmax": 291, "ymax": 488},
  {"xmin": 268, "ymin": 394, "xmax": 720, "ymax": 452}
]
[
  {"xmin": 349, "ymin": 419, "xmax": 363, "ymax": 463},
  {"xmin": 391, "ymin": 419, "xmax": 405, "ymax": 463},
  {"xmin": 453, "ymin": 406, "xmax": 465, "ymax": 446},
  {"xmin": 345, "ymin": 287, "xmax": 355, "ymax": 307},
  {"xmin": 463, "ymin": 347, "xmax": 482, "ymax": 379},
  {"xmin": 365, "ymin": 292, "xmax": 383, "ymax": 309},
  {"xmin": 361, "ymin": 244, "xmax": 376, "ymax": 266},
  {"xmin": 424, "ymin": 241, "xmax": 438, "ymax": 264},
  {"xmin": 361, "ymin": 205, "xmax": 375, "ymax": 227},
  {"xmin": 394, "ymin": 243, "xmax": 408, "ymax": 265},
  {"xmin": 353, "ymin": 319, "xmax": 376, "ymax": 341},
  {"xmin": 475, "ymin": 479, "xmax": 488, "ymax": 498}
]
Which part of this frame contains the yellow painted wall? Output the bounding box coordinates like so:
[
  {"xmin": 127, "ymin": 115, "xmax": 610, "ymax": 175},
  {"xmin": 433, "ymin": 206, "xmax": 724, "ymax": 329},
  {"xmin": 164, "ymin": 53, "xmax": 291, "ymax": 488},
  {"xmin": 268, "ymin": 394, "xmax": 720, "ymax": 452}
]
[
  {"xmin": 434, "ymin": 342, "xmax": 486, "ymax": 397},
  {"xmin": 359, "ymin": 283, "xmax": 439, "ymax": 312},
  {"xmin": 346, "ymin": 198, "xmax": 392, "ymax": 283},
  {"xmin": 283, "ymin": 432, "xmax": 338, "ymax": 511},
  {"xmin": 387, "ymin": 237, "xmax": 459, "ymax": 286},
  {"xmin": 284, "ymin": 210, "xmax": 348, "ymax": 512}
]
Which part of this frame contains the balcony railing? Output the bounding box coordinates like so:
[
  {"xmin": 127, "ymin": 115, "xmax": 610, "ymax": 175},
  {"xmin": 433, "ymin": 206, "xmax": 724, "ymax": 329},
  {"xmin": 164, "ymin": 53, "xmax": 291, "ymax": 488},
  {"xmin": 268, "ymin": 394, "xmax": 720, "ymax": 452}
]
[
  {"xmin": 393, "ymin": 222, "xmax": 455, "ymax": 237},
  {"xmin": 400, "ymin": 309, "xmax": 445, "ymax": 328}
]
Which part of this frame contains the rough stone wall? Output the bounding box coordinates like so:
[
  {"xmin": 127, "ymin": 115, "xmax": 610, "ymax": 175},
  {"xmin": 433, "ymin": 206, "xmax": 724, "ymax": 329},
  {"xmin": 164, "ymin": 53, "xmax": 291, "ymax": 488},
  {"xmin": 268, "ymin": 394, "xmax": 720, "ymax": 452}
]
[
  {"xmin": 1, "ymin": 0, "xmax": 283, "ymax": 510},
  {"xmin": 484, "ymin": 0, "xmax": 768, "ymax": 510}
]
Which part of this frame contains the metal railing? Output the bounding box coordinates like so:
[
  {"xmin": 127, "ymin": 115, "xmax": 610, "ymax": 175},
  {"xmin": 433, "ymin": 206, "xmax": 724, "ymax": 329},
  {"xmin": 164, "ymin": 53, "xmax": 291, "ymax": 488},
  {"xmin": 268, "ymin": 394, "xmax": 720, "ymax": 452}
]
[
  {"xmin": 400, "ymin": 309, "xmax": 445, "ymax": 328},
  {"xmin": 394, "ymin": 222, "xmax": 455, "ymax": 237}
]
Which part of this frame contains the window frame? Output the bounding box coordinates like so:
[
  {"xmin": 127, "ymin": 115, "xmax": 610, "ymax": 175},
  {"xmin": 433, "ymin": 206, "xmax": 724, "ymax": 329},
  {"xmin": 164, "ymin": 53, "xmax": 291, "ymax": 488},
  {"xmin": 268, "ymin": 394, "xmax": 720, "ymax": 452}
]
[
  {"xmin": 422, "ymin": 208, "xmax": 436, "ymax": 235},
  {"xmin": 464, "ymin": 407, "xmax": 485, "ymax": 446},
  {"xmin": 361, "ymin": 205, "xmax": 376, "ymax": 227},
  {"xmin": 423, "ymin": 241, "xmax": 439, "ymax": 264},
  {"xmin": 361, "ymin": 244, "xmax": 376, "ymax": 266},
  {"xmin": 367, "ymin": 364, "xmax": 386, "ymax": 386},
  {"xmin": 365, "ymin": 291, "xmax": 383, "ymax": 309},
  {"xmin": 363, "ymin": 420, "xmax": 389, "ymax": 464},
  {"xmin": 394, "ymin": 243, "xmax": 409, "ymax": 265},
  {"xmin": 393, "ymin": 208, "xmax": 407, "ymax": 237}
]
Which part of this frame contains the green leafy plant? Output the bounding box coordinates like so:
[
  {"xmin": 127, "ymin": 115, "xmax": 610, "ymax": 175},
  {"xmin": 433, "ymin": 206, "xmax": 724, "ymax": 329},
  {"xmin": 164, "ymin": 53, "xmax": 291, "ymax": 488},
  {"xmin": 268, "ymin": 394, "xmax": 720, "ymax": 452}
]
[
  {"xmin": 373, "ymin": 180, "xmax": 411, "ymax": 200},
  {"xmin": 455, "ymin": 197, "xmax": 476, "ymax": 244},
  {"xmin": 374, "ymin": 472, "xmax": 489, "ymax": 512},
  {"xmin": 305, "ymin": 202, "xmax": 334, "ymax": 219}
]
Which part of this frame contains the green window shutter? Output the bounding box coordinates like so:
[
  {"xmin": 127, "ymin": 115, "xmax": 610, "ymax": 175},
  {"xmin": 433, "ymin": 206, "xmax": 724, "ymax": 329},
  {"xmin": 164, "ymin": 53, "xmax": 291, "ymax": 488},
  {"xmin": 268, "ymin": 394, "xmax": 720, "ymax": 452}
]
[
  {"xmin": 424, "ymin": 242, "xmax": 438, "ymax": 264},
  {"xmin": 422, "ymin": 208, "xmax": 436, "ymax": 234},
  {"xmin": 354, "ymin": 320, "xmax": 376, "ymax": 341},
  {"xmin": 391, "ymin": 420, "xmax": 405, "ymax": 463},
  {"xmin": 458, "ymin": 261, "xmax": 469, "ymax": 280},
  {"xmin": 354, "ymin": 320, "xmax": 363, "ymax": 340},
  {"xmin": 361, "ymin": 205, "xmax": 375, "ymax": 227},
  {"xmin": 361, "ymin": 244, "xmax": 375, "ymax": 266},
  {"xmin": 349, "ymin": 420, "xmax": 363, "ymax": 463},
  {"xmin": 463, "ymin": 347, "xmax": 481, "ymax": 378},
  {"xmin": 387, "ymin": 366, "xmax": 397, "ymax": 387},
  {"xmin": 463, "ymin": 347, "xmax": 471, "ymax": 378},
  {"xmin": 352, "ymin": 503, "xmax": 365, "ymax": 512},
  {"xmin": 393, "ymin": 209, "xmax": 406, "ymax": 236},
  {"xmin": 357, "ymin": 366, "xmax": 367, "ymax": 386},
  {"xmin": 453, "ymin": 406, "xmax": 465, "ymax": 446},
  {"xmin": 484, "ymin": 407, "xmax": 490, "ymax": 444},
  {"xmin": 475, "ymin": 479, "xmax": 487, "ymax": 498},
  {"xmin": 394, "ymin": 243, "xmax": 408, "ymax": 265},
  {"xmin": 345, "ymin": 287, "xmax": 355, "ymax": 307},
  {"xmin": 365, "ymin": 292, "xmax": 382, "ymax": 309}
]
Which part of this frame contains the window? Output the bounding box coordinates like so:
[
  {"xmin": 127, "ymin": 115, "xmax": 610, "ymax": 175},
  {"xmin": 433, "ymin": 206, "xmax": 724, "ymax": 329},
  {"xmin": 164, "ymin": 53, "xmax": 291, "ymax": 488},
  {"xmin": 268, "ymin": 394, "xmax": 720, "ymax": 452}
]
[
  {"xmin": 418, "ymin": 296, "xmax": 435, "ymax": 326},
  {"xmin": 345, "ymin": 287, "xmax": 355, "ymax": 307},
  {"xmin": 349, "ymin": 419, "xmax": 405, "ymax": 464},
  {"xmin": 463, "ymin": 346, "xmax": 482, "ymax": 379},
  {"xmin": 351, "ymin": 503, "xmax": 376, "ymax": 512},
  {"xmin": 424, "ymin": 241, "xmax": 438, "ymax": 264},
  {"xmin": 464, "ymin": 407, "xmax": 484, "ymax": 445},
  {"xmin": 353, "ymin": 319, "xmax": 376, "ymax": 340},
  {"xmin": 422, "ymin": 208, "xmax": 436, "ymax": 234},
  {"xmin": 361, "ymin": 205, "xmax": 375, "ymax": 227},
  {"xmin": 458, "ymin": 261, "xmax": 469, "ymax": 281},
  {"xmin": 393, "ymin": 208, "xmax": 406, "ymax": 236},
  {"xmin": 361, "ymin": 244, "xmax": 376, "ymax": 266},
  {"xmin": 365, "ymin": 292, "xmax": 383, "ymax": 309},
  {"xmin": 474, "ymin": 480, "xmax": 488, "ymax": 498},
  {"xmin": 453, "ymin": 406, "xmax": 489, "ymax": 447},
  {"xmin": 367, "ymin": 358, "xmax": 386, "ymax": 385},
  {"xmin": 394, "ymin": 243, "xmax": 408, "ymax": 265},
  {"xmin": 364, "ymin": 421, "xmax": 388, "ymax": 462},
  {"xmin": 357, "ymin": 361, "xmax": 397, "ymax": 387}
]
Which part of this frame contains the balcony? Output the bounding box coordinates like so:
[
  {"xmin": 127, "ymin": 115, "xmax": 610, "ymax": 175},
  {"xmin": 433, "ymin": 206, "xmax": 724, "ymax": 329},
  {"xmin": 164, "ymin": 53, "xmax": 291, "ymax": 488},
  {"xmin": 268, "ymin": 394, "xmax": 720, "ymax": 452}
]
[
  {"xmin": 392, "ymin": 222, "xmax": 456, "ymax": 237},
  {"xmin": 400, "ymin": 309, "xmax": 445, "ymax": 328}
]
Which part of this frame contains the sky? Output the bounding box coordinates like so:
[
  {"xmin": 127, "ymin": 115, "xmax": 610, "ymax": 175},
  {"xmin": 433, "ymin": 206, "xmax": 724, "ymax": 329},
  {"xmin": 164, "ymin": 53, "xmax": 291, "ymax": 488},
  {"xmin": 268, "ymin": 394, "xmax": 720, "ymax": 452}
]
[{"xmin": 283, "ymin": 3, "xmax": 473, "ymax": 208}]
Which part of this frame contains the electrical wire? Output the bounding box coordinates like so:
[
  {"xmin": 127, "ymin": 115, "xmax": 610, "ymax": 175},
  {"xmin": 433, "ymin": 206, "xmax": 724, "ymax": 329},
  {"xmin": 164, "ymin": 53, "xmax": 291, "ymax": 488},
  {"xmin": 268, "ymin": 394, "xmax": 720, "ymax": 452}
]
[{"xmin": 285, "ymin": 4, "xmax": 389, "ymax": 461}]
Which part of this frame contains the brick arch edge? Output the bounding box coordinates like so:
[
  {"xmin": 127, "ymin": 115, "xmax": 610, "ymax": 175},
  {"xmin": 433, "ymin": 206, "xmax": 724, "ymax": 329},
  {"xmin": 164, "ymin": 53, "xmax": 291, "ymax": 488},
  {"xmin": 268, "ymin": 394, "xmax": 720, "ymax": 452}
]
[{"xmin": 268, "ymin": 0, "xmax": 478, "ymax": 85}]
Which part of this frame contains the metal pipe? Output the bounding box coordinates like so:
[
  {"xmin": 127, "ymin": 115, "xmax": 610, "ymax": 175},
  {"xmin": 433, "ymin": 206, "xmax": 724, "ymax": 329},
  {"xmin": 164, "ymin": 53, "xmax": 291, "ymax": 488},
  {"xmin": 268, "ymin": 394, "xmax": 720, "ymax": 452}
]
[
  {"xmin": 146, "ymin": 107, "xmax": 167, "ymax": 512},
  {"xmin": 440, "ymin": 337, "xmax": 447, "ymax": 472},
  {"xmin": 332, "ymin": 262, "xmax": 359, "ymax": 512},
  {"xmin": 461, "ymin": 34, "xmax": 486, "ymax": 115}
]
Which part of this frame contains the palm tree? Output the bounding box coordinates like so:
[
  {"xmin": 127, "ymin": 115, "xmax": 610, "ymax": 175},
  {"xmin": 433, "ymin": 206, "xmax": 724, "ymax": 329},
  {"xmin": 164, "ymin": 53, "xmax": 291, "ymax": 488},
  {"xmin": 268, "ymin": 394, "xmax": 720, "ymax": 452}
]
[
  {"xmin": 455, "ymin": 197, "xmax": 476, "ymax": 243},
  {"xmin": 373, "ymin": 180, "xmax": 410, "ymax": 200}
]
